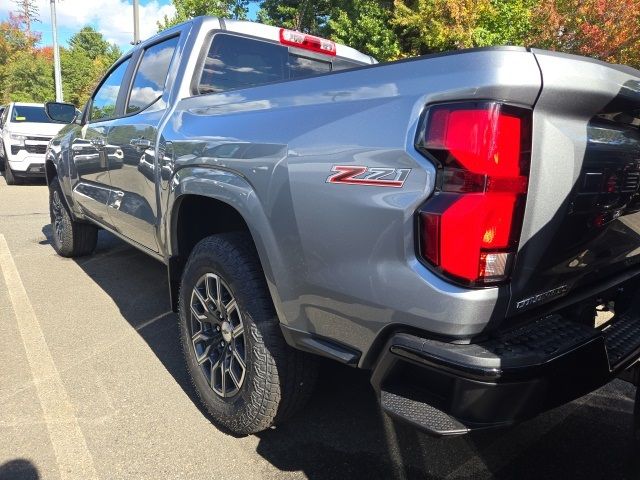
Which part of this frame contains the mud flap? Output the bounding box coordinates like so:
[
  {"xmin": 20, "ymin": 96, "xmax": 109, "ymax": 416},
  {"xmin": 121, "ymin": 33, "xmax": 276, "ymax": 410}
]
[{"xmin": 168, "ymin": 255, "xmax": 185, "ymax": 312}]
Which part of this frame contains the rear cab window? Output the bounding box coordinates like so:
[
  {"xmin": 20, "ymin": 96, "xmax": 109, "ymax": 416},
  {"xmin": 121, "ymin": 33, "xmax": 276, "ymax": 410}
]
[{"xmin": 195, "ymin": 33, "xmax": 365, "ymax": 95}]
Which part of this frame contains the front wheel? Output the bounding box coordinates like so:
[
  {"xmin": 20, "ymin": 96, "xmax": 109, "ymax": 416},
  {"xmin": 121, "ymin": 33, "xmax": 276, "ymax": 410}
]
[
  {"xmin": 49, "ymin": 177, "xmax": 98, "ymax": 257},
  {"xmin": 4, "ymin": 162, "xmax": 19, "ymax": 185},
  {"xmin": 179, "ymin": 233, "xmax": 318, "ymax": 435}
]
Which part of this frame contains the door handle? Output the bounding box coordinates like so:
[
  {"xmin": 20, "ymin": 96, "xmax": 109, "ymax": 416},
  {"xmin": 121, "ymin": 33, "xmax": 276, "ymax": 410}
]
[
  {"xmin": 130, "ymin": 138, "xmax": 152, "ymax": 149},
  {"xmin": 90, "ymin": 137, "xmax": 106, "ymax": 147}
]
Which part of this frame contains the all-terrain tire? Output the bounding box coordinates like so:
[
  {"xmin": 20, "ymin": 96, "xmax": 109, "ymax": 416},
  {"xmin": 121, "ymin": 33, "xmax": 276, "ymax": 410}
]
[
  {"xmin": 48, "ymin": 176, "xmax": 98, "ymax": 257},
  {"xmin": 4, "ymin": 162, "xmax": 18, "ymax": 185},
  {"xmin": 179, "ymin": 233, "xmax": 318, "ymax": 435}
]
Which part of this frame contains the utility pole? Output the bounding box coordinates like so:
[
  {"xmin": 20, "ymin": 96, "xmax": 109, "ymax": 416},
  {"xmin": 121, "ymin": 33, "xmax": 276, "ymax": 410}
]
[
  {"xmin": 50, "ymin": 0, "xmax": 63, "ymax": 102},
  {"xmin": 133, "ymin": 0, "xmax": 140, "ymax": 45}
]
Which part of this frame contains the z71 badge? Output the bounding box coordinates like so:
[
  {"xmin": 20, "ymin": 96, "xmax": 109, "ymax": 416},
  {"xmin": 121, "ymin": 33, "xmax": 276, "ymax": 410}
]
[{"xmin": 326, "ymin": 165, "xmax": 411, "ymax": 188}]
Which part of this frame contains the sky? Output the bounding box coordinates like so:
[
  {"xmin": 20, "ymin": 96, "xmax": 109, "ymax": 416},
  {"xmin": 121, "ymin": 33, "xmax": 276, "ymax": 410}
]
[{"xmin": 0, "ymin": 0, "xmax": 260, "ymax": 52}]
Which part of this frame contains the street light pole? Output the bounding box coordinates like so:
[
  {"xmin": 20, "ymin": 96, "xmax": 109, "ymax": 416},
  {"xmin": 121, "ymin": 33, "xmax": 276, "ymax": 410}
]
[
  {"xmin": 133, "ymin": 0, "xmax": 140, "ymax": 44},
  {"xmin": 50, "ymin": 0, "xmax": 63, "ymax": 102}
]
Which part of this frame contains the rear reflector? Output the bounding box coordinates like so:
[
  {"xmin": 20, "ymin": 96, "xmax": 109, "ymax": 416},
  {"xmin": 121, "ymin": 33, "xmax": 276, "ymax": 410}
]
[
  {"xmin": 279, "ymin": 29, "xmax": 337, "ymax": 56},
  {"xmin": 416, "ymin": 102, "xmax": 532, "ymax": 286}
]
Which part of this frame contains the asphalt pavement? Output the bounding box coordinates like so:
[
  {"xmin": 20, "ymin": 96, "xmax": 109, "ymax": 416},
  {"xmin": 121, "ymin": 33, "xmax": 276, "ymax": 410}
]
[{"xmin": 1, "ymin": 173, "xmax": 639, "ymax": 480}]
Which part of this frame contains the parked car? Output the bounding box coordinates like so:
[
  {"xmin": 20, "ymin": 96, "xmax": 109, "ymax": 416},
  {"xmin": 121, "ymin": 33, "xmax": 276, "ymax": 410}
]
[
  {"xmin": 0, "ymin": 102, "xmax": 68, "ymax": 185},
  {"xmin": 44, "ymin": 17, "xmax": 640, "ymax": 437}
]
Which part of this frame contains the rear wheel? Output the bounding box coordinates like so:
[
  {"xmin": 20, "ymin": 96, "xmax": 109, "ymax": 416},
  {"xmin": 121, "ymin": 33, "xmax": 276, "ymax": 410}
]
[
  {"xmin": 49, "ymin": 176, "xmax": 98, "ymax": 257},
  {"xmin": 179, "ymin": 233, "xmax": 318, "ymax": 435}
]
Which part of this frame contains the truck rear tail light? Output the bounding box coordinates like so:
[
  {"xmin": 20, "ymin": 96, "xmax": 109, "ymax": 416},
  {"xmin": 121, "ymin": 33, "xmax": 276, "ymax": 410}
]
[
  {"xmin": 279, "ymin": 29, "xmax": 337, "ymax": 56},
  {"xmin": 416, "ymin": 102, "xmax": 532, "ymax": 285}
]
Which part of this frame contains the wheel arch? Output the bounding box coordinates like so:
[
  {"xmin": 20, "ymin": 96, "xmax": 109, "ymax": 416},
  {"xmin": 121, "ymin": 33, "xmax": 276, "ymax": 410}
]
[
  {"xmin": 166, "ymin": 181, "xmax": 285, "ymax": 318},
  {"xmin": 45, "ymin": 159, "xmax": 57, "ymax": 186}
]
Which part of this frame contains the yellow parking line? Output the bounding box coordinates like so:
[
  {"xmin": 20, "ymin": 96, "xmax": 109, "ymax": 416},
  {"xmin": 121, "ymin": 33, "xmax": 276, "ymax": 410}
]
[{"xmin": 0, "ymin": 234, "xmax": 98, "ymax": 480}]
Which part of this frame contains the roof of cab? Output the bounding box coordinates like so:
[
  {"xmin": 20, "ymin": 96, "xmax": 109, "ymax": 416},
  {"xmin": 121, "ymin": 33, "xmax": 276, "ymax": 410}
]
[
  {"xmin": 131, "ymin": 16, "xmax": 376, "ymax": 65},
  {"xmin": 11, "ymin": 102, "xmax": 45, "ymax": 107}
]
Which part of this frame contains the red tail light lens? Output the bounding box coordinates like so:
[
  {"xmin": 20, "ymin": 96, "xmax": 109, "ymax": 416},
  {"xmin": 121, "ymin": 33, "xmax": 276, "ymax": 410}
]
[{"xmin": 416, "ymin": 102, "xmax": 531, "ymax": 285}]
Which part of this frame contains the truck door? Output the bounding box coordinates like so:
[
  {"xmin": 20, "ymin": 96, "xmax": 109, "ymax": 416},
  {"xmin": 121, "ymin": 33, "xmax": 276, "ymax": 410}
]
[
  {"xmin": 72, "ymin": 57, "xmax": 132, "ymax": 227},
  {"xmin": 106, "ymin": 35, "xmax": 180, "ymax": 252}
]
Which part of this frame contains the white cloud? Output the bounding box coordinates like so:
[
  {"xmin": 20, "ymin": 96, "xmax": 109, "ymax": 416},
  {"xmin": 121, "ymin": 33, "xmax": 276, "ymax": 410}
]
[
  {"xmin": 95, "ymin": 84, "xmax": 120, "ymax": 103},
  {"xmin": 0, "ymin": 0, "xmax": 175, "ymax": 47},
  {"xmin": 130, "ymin": 85, "xmax": 161, "ymax": 105},
  {"xmin": 138, "ymin": 43, "xmax": 175, "ymax": 86}
]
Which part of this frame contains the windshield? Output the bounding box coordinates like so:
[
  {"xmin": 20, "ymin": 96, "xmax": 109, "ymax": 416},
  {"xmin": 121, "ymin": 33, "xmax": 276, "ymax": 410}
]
[{"xmin": 11, "ymin": 105, "xmax": 54, "ymax": 124}]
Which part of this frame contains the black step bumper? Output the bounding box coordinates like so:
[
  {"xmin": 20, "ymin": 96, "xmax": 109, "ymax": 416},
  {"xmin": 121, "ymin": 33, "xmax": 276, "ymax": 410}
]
[{"xmin": 371, "ymin": 312, "xmax": 640, "ymax": 436}]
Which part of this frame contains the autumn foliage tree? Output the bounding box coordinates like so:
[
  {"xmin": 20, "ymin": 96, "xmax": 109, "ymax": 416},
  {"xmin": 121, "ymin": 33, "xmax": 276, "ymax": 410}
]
[
  {"xmin": 530, "ymin": 0, "xmax": 640, "ymax": 67},
  {"xmin": 0, "ymin": 13, "xmax": 51, "ymax": 102},
  {"xmin": 0, "ymin": 14, "xmax": 121, "ymax": 105},
  {"xmin": 2, "ymin": 0, "xmax": 640, "ymax": 105},
  {"xmin": 391, "ymin": 0, "xmax": 537, "ymax": 55}
]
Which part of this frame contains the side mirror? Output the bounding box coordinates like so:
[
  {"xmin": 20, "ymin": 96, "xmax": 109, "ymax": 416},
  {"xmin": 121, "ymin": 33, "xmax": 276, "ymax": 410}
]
[{"xmin": 45, "ymin": 102, "xmax": 78, "ymax": 124}]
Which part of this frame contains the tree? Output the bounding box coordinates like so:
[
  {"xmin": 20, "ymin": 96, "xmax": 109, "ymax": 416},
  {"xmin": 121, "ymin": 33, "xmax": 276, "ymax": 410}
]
[
  {"xmin": 0, "ymin": 13, "xmax": 42, "ymax": 102},
  {"xmin": 159, "ymin": 0, "xmax": 249, "ymax": 30},
  {"xmin": 2, "ymin": 49, "xmax": 54, "ymax": 102},
  {"xmin": 60, "ymin": 48, "xmax": 96, "ymax": 106},
  {"xmin": 12, "ymin": 0, "xmax": 40, "ymax": 34},
  {"xmin": 63, "ymin": 28, "xmax": 122, "ymax": 107},
  {"xmin": 257, "ymin": 0, "xmax": 333, "ymax": 35},
  {"xmin": 477, "ymin": 0, "xmax": 536, "ymax": 47},
  {"xmin": 392, "ymin": 0, "xmax": 535, "ymax": 56},
  {"xmin": 530, "ymin": 0, "xmax": 640, "ymax": 67},
  {"xmin": 68, "ymin": 26, "xmax": 120, "ymax": 62},
  {"xmin": 0, "ymin": 12, "xmax": 39, "ymax": 59},
  {"xmin": 328, "ymin": 0, "xmax": 400, "ymax": 60}
]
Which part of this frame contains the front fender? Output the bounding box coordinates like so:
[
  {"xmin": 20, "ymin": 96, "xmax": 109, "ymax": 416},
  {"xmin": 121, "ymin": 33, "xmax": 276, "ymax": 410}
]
[{"xmin": 165, "ymin": 166, "xmax": 290, "ymax": 323}]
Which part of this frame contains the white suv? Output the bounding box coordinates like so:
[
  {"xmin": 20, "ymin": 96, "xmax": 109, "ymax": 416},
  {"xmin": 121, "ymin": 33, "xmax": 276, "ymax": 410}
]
[{"xmin": 0, "ymin": 102, "xmax": 68, "ymax": 185}]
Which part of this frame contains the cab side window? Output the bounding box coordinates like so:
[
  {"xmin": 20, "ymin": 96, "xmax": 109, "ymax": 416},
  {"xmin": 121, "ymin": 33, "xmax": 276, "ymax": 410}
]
[
  {"xmin": 126, "ymin": 36, "xmax": 179, "ymax": 114},
  {"xmin": 90, "ymin": 59, "xmax": 131, "ymax": 122}
]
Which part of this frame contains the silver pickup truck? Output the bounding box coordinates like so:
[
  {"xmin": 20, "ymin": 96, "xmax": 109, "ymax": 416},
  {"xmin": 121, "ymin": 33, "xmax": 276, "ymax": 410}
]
[{"xmin": 44, "ymin": 16, "xmax": 640, "ymax": 437}]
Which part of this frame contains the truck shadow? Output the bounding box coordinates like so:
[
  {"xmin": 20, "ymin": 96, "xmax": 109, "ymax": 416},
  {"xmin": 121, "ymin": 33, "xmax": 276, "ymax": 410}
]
[{"xmin": 41, "ymin": 225, "xmax": 640, "ymax": 480}]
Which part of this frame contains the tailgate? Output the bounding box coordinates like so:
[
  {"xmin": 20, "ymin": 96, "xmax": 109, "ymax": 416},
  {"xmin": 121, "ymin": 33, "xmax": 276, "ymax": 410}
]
[{"xmin": 509, "ymin": 50, "xmax": 640, "ymax": 316}]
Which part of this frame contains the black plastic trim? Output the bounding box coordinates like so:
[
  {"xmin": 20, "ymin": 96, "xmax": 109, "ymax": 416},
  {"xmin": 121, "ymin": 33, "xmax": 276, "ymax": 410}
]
[
  {"xmin": 281, "ymin": 325, "xmax": 361, "ymax": 366},
  {"xmin": 371, "ymin": 306, "xmax": 640, "ymax": 434}
]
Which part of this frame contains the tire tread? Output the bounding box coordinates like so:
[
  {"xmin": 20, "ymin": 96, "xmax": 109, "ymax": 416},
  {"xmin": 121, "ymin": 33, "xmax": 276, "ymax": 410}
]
[
  {"xmin": 180, "ymin": 232, "xmax": 317, "ymax": 435},
  {"xmin": 49, "ymin": 177, "xmax": 98, "ymax": 257}
]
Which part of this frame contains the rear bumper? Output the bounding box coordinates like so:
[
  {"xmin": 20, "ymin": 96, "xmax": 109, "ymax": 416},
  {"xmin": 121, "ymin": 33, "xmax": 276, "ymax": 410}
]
[{"xmin": 371, "ymin": 310, "xmax": 640, "ymax": 436}]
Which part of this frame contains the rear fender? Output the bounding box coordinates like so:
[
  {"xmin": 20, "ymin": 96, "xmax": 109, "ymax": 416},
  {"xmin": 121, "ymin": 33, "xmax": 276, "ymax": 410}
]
[{"xmin": 165, "ymin": 166, "xmax": 288, "ymax": 319}]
